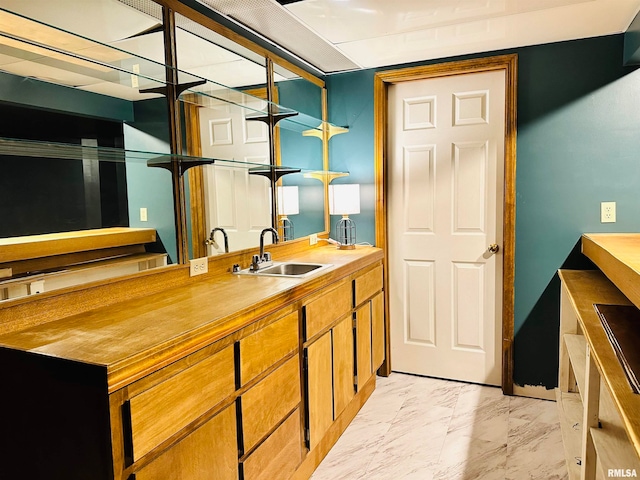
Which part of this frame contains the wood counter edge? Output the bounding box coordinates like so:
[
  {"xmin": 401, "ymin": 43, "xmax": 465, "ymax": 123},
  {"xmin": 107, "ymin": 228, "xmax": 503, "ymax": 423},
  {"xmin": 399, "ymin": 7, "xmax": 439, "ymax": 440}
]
[
  {"xmin": 582, "ymin": 234, "xmax": 640, "ymax": 311},
  {"xmin": 558, "ymin": 269, "xmax": 640, "ymax": 460}
]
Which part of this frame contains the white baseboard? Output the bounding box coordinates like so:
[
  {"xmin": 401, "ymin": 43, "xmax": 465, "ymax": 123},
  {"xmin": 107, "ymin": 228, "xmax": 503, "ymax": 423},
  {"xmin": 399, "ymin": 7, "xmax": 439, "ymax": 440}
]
[{"xmin": 512, "ymin": 384, "xmax": 557, "ymax": 401}]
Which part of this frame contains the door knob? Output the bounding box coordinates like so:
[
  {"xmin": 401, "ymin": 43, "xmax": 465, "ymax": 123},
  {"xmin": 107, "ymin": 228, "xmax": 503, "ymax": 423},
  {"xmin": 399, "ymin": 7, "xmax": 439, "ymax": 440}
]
[{"xmin": 488, "ymin": 244, "xmax": 500, "ymax": 254}]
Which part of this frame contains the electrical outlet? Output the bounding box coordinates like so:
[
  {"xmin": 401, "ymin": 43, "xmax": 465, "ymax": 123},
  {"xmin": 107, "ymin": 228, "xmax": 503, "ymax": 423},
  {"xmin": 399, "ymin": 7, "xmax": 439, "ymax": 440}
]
[
  {"xmin": 189, "ymin": 257, "xmax": 208, "ymax": 276},
  {"xmin": 140, "ymin": 207, "xmax": 148, "ymax": 222},
  {"xmin": 309, "ymin": 233, "xmax": 318, "ymax": 245},
  {"xmin": 601, "ymin": 201, "xmax": 616, "ymax": 223}
]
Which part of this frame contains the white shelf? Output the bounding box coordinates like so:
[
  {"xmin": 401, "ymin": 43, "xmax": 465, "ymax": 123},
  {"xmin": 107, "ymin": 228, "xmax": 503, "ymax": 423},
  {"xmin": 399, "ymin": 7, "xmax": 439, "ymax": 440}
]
[
  {"xmin": 564, "ymin": 333, "xmax": 587, "ymax": 400},
  {"xmin": 556, "ymin": 389, "xmax": 584, "ymax": 480}
]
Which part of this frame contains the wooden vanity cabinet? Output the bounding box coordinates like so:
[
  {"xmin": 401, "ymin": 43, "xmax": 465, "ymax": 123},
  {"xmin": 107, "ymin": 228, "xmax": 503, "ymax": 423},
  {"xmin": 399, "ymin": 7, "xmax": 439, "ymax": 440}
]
[
  {"xmin": 0, "ymin": 247, "xmax": 386, "ymax": 480},
  {"xmin": 303, "ymin": 277, "xmax": 354, "ymax": 450},
  {"xmin": 303, "ymin": 262, "xmax": 385, "ymax": 451}
]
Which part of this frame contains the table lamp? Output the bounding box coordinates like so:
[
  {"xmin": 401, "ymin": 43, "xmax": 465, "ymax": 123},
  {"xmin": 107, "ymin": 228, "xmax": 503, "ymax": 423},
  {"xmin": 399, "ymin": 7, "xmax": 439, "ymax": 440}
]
[{"xmin": 329, "ymin": 184, "xmax": 360, "ymax": 249}]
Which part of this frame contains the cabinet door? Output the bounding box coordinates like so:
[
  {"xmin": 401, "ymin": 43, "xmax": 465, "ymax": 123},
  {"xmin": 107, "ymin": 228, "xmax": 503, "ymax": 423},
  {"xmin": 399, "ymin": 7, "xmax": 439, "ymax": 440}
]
[
  {"xmin": 135, "ymin": 404, "xmax": 237, "ymax": 480},
  {"xmin": 333, "ymin": 315, "xmax": 355, "ymax": 418},
  {"xmin": 355, "ymin": 303, "xmax": 373, "ymax": 391},
  {"xmin": 371, "ymin": 292, "xmax": 385, "ymax": 371},
  {"xmin": 306, "ymin": 330, "xmax": 333, "ymax": 450}
]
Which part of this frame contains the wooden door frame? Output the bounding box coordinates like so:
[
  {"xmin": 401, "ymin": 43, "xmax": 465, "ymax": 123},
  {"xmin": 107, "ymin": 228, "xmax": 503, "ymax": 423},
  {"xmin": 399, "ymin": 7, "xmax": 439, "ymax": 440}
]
[{"xmin": 374, "ymin": 54, "xmax": 517, "ymax": 395}]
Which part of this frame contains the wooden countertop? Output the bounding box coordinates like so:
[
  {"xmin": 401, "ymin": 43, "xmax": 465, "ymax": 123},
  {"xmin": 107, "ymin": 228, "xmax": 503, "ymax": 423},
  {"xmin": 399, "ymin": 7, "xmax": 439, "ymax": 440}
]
[
  {"xmin": 582, "ymin": 233, "xmax": 640, "ymax": 311},
  {"xmin": 0, "ymin": 246, "xmax": 383, "ymax": 392},
  {"xmin": 558, "ymin": 269, "xmax": 640, "ymax": 457}
]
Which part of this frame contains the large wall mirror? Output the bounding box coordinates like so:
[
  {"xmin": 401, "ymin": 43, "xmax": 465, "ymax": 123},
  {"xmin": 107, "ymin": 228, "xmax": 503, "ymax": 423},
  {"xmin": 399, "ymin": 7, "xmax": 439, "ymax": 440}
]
[{"xmin": 0, "ymin": 0, "xmax": 333, "ymax": 300}]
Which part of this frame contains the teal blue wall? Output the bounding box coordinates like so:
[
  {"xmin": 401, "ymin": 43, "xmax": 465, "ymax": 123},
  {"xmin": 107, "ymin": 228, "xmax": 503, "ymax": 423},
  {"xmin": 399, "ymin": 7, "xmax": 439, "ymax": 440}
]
[
  {"xmin": 327, "ymin": 34, "xmax": 640, "ymax": 389},
  {"xmin": 327, "ymin": 69, "xmax": 377, "ymax": 245},
  {"xmin": 124, "ymin": 99, "xmax": 177, "ymax": 264},
  {"xmin": 278, "ymin": 79, "xmax": 325, "ymax": 238}
]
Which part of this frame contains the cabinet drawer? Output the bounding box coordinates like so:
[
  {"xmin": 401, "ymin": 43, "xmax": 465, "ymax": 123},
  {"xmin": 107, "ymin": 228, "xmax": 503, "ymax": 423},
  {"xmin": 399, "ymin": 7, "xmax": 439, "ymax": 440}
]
[
  {"xmin": 239, "ymin": 311, "xmax": 298, "ymax": 386},
  {"xmin": 136, "ymin": 403, "xmax": 238, "ymax": 480},
  {"xmin": 305, "ymin": 279, "xmax": 351, "ymax": 340},
  {"xmin": 242, "ymin": 409, "xmax": 302, "ymax": 480},
  {"xmin": 242, "ymin": 356, "xmax": 301, "ymax": 452},
  {"xmin": 354, "ymin": 264, "xmax": 383, "ymax": 307},
  {"xmin": 129, "ymin": 345, "xmax": 235, "ymax": 461}
]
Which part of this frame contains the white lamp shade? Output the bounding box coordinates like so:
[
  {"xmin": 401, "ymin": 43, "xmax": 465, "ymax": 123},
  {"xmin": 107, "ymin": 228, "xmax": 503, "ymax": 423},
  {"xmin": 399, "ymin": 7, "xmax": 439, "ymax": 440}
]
[
  {"xmin": 329, "ymin": 184, "xmax": 360, "ymax": 215},
  {"xmin": 277, "ymin": 186, "xmax": 299, "ymax": 215}
]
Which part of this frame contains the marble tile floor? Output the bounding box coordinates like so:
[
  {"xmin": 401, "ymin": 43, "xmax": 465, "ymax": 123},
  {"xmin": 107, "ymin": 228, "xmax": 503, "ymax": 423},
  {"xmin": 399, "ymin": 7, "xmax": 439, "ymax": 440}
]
[{"xmin": 311, "ymin": 373, "xmax": 567, "ymax": 480}]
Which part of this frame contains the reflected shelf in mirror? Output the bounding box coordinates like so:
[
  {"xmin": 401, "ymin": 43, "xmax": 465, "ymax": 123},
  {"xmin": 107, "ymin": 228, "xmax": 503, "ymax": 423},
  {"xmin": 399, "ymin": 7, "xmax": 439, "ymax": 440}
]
[
  {"xmin": 302, "ymin": 170, "xmax": 350, "ymax": 183},
  {"xmin": 0, "ymin": 7, "xmax": 205, "ymax": 102},
  {"xmin": 179, "ymin": 81, "xmax": 347, "ymax": 135},
  {"xmin": 0, "ymin": 137, "xmax": 308, "ymax": 176},
  {"xmin": 0, "ymin": 6, "xmax": 346, "ymax": 140}
]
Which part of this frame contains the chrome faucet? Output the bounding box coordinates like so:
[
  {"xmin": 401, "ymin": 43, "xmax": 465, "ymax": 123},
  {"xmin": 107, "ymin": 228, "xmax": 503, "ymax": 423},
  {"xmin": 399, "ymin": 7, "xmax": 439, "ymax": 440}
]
[
  {"xmin": 251, "ymin": 228, "xmax": 279, "ymax": 271},
  {"xmin": 206, "ymin": 227, "xmax": 229, "ymax": 253}
]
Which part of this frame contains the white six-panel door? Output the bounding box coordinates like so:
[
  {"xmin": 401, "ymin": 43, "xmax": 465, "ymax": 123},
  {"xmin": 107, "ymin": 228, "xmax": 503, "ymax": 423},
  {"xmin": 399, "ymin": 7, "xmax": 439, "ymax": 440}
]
[
  {"xmin": 199, "ymin": 98, "xmax": 272, "ymax": 254},
  {"xmin": 388, "ymin": 70, "xmax": 505, "ymax": 386}
]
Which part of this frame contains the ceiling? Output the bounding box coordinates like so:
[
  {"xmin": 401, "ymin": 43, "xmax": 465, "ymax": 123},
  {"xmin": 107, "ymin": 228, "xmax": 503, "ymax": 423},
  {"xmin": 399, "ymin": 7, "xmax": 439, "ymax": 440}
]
[
  {"xmin": 279, "ymin": 0, "xmax": 640, "ymax": 70},
  {"xmin": 1, "ymin": 0, "xmax": 640, "ymax": 103}
]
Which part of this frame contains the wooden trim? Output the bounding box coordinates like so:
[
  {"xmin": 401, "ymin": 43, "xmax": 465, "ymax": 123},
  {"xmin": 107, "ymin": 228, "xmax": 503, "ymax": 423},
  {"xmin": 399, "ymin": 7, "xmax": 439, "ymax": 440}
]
[
  {"xmin": 321, "ymin": 88, "xmax": 330, "ymax": 236},
  {"xmin": 184, "ymin": 102, "xmax": 208, "ymax": 259},
  {"xmin": 373, "ymin": 54, "xmax": 518, "ymax": 393},
  {"xmin": 581, "ymin": 234, "xmax": 640, "ymax": 311},
  {"xmin": 153, "ymin": 0, "xmax": 325, "ymax": 88},
  {"xmin": 373, "ymin": 73, "xmax": 391, "ymax": 377}
]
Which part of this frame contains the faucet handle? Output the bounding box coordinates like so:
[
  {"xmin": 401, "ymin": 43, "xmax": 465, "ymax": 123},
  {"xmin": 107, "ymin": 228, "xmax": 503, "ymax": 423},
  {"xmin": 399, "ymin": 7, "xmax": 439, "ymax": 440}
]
[{"xmin": 263, "ymin": 252, "xmax": 272, "ymax": 262}]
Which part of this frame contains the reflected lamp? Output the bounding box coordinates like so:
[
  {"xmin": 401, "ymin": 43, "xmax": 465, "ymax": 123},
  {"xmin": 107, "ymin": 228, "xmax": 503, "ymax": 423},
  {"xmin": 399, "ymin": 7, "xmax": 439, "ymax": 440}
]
[{"xmin": 277, "ymin": 186, "xmax": 299, "ymax": 241}]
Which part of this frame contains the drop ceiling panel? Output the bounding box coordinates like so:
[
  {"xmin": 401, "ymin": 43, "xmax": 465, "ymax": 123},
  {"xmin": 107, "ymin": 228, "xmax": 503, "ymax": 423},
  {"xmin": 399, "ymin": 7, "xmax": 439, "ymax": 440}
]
[
  {"xmin": 287, "ymin": 0, "xmax": 640, "ymax": 68},
  {"xmin": 286, "ymin": 0, "xmax": 596, "ymax": 44}
]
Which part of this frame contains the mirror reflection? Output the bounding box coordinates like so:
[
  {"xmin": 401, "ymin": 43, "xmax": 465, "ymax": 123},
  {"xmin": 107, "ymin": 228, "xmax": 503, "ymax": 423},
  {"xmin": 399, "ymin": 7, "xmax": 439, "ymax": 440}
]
[
  {"xmin": 176, "ymin": 19, "xmax": 329, "ymax": 258},
  {"xmin": 0, "ymin": 0, "xmax": 333, "ymax": 301},
  {"xmin": 0, "ymin": 0, "xmax": 175, "ymax": 301},
  {"xmin": 274, "ymin": 64, "xmax": 325, "ymax": 242}
]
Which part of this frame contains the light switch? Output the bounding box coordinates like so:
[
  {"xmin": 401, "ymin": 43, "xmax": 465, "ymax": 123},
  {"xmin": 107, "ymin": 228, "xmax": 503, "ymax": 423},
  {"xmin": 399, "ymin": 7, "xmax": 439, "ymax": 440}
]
[{"xmin": 140, "ymin": 207, "xmax": 148, "ymax": 222}]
